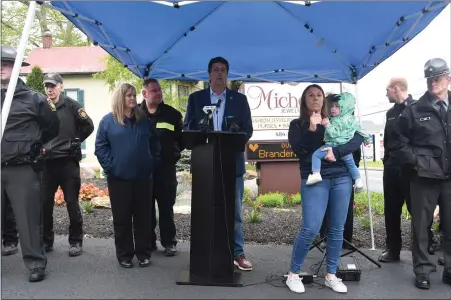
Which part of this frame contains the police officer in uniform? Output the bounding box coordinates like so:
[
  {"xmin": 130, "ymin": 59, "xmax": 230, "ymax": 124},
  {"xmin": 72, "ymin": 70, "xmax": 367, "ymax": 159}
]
[
  {"xmin": 139, "ymin": 78, "xmax": 184, "ymax": 256},
  {"xmin": 1, "ymin": 45, "xmax": 60, "ymax": 282},
  {"xmin": 41, "ymin": 73, "xmax": 94, "ymax": 256},
  {"xmin": 378, "ymin": 77, "xmax": 414, "ymax": 262},
  {"xmin": 392, "ymin": 58, "xmax": 451, "ymax": 289}
]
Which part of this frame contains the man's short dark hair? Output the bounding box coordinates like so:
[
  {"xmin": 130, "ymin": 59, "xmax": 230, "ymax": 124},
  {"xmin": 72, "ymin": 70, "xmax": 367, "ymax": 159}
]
[
  {"xmin": 143, "ymin": 78, "xmax": 159, "ymax": 87},
  {"xmin": 208, "ymin": 57, "xmax": 229, "ymax": 74}
]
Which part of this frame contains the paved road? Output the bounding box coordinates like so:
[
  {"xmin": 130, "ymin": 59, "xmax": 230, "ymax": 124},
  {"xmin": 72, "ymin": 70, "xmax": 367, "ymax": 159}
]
[
  {"xmin": 359, "ymin": 169, "xmax": 383, "ymax": 193},
  {"xmin": 2, "ymin": 236, "xmax": 449, "ymax": 299}
]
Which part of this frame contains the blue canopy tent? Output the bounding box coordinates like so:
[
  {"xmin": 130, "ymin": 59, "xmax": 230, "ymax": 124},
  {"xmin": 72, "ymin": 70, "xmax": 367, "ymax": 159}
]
[
  {"xmin": 44, "ymin": 0, "xmax": 449, "ymax": 83},
  {"xmin": 4, "ymin": 0, "xmax": 448, "ymax": 250}
]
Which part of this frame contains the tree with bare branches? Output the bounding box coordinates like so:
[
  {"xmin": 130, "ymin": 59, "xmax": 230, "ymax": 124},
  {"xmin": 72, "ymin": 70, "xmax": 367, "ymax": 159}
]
[{"xmin": 1, "ymin": 1, "xmax": 89, "ymax": 51}]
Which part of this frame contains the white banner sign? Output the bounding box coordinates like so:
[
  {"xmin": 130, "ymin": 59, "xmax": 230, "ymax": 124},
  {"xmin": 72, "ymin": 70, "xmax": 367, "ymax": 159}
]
[{"xmin": 244, "ymin": 82, "xmax": 342, "ymax": 140}]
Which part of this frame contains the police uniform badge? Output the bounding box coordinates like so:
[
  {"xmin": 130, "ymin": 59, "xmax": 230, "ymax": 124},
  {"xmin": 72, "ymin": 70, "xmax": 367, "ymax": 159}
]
[
  {"xmin": 78, "ymin": 108, "xmax": 88, "ymax": 119},
  {"xmin": 47, "ymin": 98, "xmax": 56, "ymax": 112}
]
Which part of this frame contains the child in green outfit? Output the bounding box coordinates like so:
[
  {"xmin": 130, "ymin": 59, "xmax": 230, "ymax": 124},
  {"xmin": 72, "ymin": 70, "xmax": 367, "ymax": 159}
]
[{"xmin": 307, "ymin": 92, "xmax": 369, "ymax": 193}]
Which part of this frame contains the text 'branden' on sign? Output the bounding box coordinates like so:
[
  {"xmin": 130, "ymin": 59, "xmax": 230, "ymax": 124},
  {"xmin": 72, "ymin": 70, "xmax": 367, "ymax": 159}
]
[{"xmin": 246, "ymin": 142, "xmax": 298, "ymax": 161}]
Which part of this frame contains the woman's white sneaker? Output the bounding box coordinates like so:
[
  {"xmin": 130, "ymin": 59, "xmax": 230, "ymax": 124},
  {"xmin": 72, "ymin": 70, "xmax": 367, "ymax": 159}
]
[
  {"xmin": 325, "ymin": 276, "xmax": 347, "ymax": 293},
  {"xmin": 286, "ymin": 274, "xmax": 305, "ymax": 293}
]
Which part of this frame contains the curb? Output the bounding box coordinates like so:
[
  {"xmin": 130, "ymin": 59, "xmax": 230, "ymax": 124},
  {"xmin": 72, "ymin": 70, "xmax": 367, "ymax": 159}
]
[{"xmin": 359, "ymin": 167, "xmax": 383, "ymax": 171}]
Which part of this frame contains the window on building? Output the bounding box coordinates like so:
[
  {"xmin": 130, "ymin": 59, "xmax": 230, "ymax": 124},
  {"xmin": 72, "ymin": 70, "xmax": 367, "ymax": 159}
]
[
  {"xmin": 61, "ymin": 88, "xmax": 87, "ymax": 159},
  {"xmin": 178, "ymin": 85, "xmax": 189, "ymax": 98}
]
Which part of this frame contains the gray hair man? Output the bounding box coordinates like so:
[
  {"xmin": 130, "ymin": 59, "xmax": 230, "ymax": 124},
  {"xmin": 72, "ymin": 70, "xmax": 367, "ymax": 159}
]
[
  {"xmin": 391, "ymin": 58, "xmax": 450, "ymax": 289},
  {"xmin": 40, "ymin": 72, "xmax": 94, "ymax": 257}
]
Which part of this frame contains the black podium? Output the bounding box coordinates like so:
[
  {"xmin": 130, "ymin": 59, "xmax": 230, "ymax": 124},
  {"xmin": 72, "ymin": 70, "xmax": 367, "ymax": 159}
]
[{"xmin": 176, "ymin": 130, "xmax": 247, "ymax": 287}]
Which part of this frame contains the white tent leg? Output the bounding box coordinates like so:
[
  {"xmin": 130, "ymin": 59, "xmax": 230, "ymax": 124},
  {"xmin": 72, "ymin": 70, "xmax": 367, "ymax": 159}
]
[
  {"xmin": 1, "ymin": 1, "xmax": 37, "ymax": 140},
  {"xmin": 354, "ymin": 81, "xmax": 376, "ymax": 251}
]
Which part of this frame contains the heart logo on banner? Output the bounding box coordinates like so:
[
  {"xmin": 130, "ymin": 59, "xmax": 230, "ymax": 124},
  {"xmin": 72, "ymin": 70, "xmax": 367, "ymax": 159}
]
[{"xmin": 248, "ymin": 144, "xmax": 259, "ymax": 152}]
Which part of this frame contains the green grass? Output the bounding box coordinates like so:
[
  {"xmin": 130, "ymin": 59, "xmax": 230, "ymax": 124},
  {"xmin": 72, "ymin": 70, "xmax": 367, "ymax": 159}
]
[
  {"xmin": 245, "ymin": 163, "xmax": 256, "ymax": 172},
  {"xmin": 246, "ymin": 190, "xmax": 426, "ymax": 225},
  {"xmin": 354, "ymin": 190, "xmax": 410, "ymax": 220},
  {"xmin": 256, "ymin": 192, "xmax": 285, "ymax": 207},
  {"xmin": 361, "ymin": 160, "xmax": 384, "ymax": 168},
  {"xmin": 251, "ymin": 189, "xmax": 409, "ymax": 220}
]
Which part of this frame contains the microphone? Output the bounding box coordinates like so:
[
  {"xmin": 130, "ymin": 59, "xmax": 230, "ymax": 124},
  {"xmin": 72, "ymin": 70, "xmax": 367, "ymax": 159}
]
[
  {"xmin": 198, "ymin": 105, "xmax": 216, "ymax": 131},
  {"xmin": 216, "ymin": 97, "xmax": 223, "ymax": 109},
  {"xmin": 202, "ymin": 105, "xmax": 217, "ymax": 115}
]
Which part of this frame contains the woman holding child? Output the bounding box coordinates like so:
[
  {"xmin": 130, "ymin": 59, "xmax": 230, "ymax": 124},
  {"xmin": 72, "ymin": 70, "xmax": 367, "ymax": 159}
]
[{"xmin": 286, "ymin": 84, "xmax": 365, "ymax": 294}]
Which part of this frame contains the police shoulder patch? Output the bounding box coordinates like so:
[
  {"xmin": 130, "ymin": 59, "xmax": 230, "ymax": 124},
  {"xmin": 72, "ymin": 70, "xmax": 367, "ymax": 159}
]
[
  {"xmin": 78, "ymin": 108, "xmax": 88, "ymax": 119},
  {"xmin": 47, "ymin": 98, "xmax": 56, "ymax": 112}
]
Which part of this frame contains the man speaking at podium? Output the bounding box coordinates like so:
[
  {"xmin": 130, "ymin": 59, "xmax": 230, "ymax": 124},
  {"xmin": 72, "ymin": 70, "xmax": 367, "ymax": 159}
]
[{"xmin": 183, "ymin": 57, "xmax": 254, "ymax": 271}]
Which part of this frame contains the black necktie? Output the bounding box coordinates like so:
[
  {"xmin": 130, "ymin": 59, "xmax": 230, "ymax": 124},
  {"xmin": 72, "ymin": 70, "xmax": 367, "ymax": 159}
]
[{"xmin": 438, "ymin": 101, "xmax": 447, "ymax": 122}]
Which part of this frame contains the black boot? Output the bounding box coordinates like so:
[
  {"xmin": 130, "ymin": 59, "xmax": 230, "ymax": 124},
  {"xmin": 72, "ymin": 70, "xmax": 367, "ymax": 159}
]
[
  {"xmin": 29, "ymin": 268, "xmax": 45, "ymax": 282},
  {"xmin": 415, "ymin": 274, "xmax": 430, "ymax": 290},
  {"xmin": 378, "ymin": 250, "xmax": 400, "ymax": 262},
  {"xmin": 442, "ymin": 271, "xmax": 450, "ymax": 286},
  {"xmin": 1, "ymin": 244, "xmax": 18, "ymax": 256}
]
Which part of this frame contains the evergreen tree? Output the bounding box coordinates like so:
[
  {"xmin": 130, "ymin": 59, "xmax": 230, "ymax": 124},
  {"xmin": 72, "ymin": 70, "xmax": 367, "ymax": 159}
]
[
  {"xmin": 26, "ymin": 66, "xmax": 45, "ymax": 94},
  {"xmin": 176, "ymin": 150, "xmax": 191, "ymax": 172}
]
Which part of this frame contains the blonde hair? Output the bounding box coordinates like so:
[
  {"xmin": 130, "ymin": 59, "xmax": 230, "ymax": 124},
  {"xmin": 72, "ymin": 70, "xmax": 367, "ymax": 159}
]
[{"xmin": 111, "ymin": 83, "xmax": 145, "ymax": 125}]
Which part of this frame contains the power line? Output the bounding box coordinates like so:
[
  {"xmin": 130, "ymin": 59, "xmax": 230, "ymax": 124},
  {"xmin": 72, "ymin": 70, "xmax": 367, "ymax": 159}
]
[
  {"xmin": 360, "ymin": 109, "xmax": 388, "ymax": 117},
  {"xmin": 360, "ymin": 92, "xmax": 426, "ymax": 117}
]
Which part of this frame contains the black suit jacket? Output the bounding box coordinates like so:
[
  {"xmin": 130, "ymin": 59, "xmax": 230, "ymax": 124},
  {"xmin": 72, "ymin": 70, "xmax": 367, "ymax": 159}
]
[{"xmin": 183, "ymin": 88, "xmax": 253, "ymax": 176}]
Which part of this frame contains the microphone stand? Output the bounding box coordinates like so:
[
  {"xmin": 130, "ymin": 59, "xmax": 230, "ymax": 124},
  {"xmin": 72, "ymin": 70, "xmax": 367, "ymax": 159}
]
[{"xmin": 198, "ymin": 110, "xmax": 213, "ymax": 133}]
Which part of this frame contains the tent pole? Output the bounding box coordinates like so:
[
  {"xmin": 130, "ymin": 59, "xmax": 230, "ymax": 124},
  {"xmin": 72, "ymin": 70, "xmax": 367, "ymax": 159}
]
[
  {"xmin": 354, "ymin": 81, "xmax": 376, "ymax": 251},
  {"xmin": 1, "ymin": 1, "xmax": 38, "ymax": 140}
]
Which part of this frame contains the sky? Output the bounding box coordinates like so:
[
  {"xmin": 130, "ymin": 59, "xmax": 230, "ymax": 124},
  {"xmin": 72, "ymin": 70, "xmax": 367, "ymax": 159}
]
[{"xmin": 353, "ymin": 5, "xmax": 450, "ymax": 125}]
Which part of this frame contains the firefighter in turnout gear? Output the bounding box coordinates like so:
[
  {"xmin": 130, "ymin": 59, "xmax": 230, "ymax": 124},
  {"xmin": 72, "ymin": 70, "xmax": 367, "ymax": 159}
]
[
  {"xmin": 392, "ymin": 58, "xmax": 451, "ymax": 290},
  {"xmin": 1, "ymin": 44, "xmax": 60, "ymax": 282},
  {"xmin": 139, "ymin": 78, "xmax": 184, "ymax": 256},
  {"xmin": 41, "ymin": 73, "xmax": 94, "ymax": 256}
]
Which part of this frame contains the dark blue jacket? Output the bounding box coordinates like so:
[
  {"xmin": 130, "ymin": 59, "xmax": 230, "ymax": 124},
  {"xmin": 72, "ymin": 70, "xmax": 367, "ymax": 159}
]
[
  {"xmin": 183, "ymin": 88, "xmax": 253, "ymax": 177},
  {"xmin": 288, "ymin": 119, "xmax": 364, "ymax": 180},
  {"xmin": 94, "ymin": 112, "xmax": 160, "ymax": 180}
]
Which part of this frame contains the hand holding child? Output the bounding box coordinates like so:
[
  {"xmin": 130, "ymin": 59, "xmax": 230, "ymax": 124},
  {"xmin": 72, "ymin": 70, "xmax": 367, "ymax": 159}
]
[{"xmin": 320, "ymin": 147, "xmax": 336, "ymax": 162}]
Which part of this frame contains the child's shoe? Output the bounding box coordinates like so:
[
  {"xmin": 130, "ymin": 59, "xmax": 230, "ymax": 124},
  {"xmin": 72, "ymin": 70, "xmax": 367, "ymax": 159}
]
[
  {"xmin": 354, "ymin": 178, "xmax": 363, "ymax": 193},
  {"xmin": 306, "ymin": 173, "xmax": 322, "ymax": 185}
]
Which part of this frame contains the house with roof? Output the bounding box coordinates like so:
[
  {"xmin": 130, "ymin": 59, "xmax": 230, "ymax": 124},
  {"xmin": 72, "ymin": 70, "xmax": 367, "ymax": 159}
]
[
  {"xmin": 20, "ymin": 35, "xmax": 110, "ymax": 163},
  {"xmin": 20, "ymin": 33, "xmax": 200, "ymax": 163}
]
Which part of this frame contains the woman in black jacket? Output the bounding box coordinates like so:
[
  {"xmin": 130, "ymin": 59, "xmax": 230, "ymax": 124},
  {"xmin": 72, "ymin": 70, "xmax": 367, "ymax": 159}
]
[{"xmin": 285, "ymin": 85, "xmax": 364, "ymax": 295}]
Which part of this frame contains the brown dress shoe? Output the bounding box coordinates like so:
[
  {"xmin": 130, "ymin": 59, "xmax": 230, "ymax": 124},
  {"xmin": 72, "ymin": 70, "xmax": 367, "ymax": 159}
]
[{"xmin": 234, "ymin": 255, "xmax": 252, "ymax": 271}]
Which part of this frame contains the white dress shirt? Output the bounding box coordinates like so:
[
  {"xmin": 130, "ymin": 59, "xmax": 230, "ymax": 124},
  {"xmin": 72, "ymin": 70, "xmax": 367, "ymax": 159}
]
[{"xmin": 210, "ymin": 87, "xmax": 226, "ymax": 131}]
